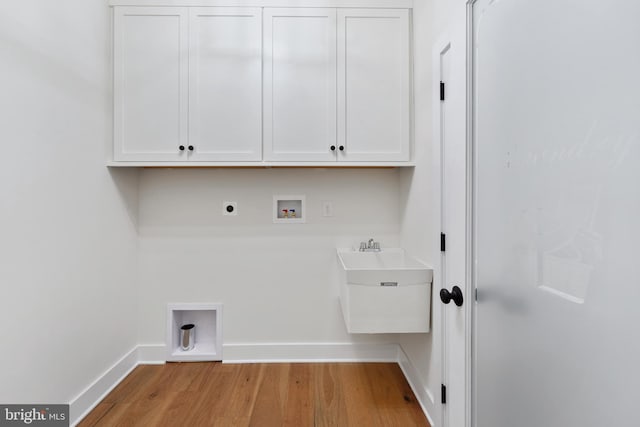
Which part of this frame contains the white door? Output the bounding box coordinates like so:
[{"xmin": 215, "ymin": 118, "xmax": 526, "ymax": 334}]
[
  {"xmin": 114, "ymin": 7, "xmax": 188, "ymax": 162},
  {"xmin": 263, "ymin": 8, "xmax": 337, "ymax": 162},
  {"xmin": 337, "ymin": 9, "xmax": 410, "ymax": 162},
  {"xmin": 188, "ymin": 8, "xmax": 262, "ymax": 162},
  {"xmin": 473, "ymin": 1, "xmax": 640, "ymax": 426},
  {"xmin": 437, "ymin": 24, "xmax": 468, "ymax": 427}
]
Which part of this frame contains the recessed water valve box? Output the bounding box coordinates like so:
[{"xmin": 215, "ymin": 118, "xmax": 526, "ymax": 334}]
[
  {"xmin": 273, "ymin": 195, "xmax": 305, "ymax": 223},
  {"xmin": 166, "ymin": 303, "xmax": 223, "ymax": 362}
]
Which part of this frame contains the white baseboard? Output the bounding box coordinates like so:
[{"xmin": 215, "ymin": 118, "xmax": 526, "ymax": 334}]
[
  {"xmin": 133, "ymin": 342, "xmax": 400, "ymax": 364},
  {"xmin": 68, "ymin": 347, "xmax": 138, "ymax": 426},
  {"xmin": 398, "ymin": 346, "xmax": 437, "ymax": 427},
  {"xmin": 223, "ymin": 342, "xmax": 400, "ymax": 363},
  {"xmin": 69, "ymin": 342, "xmax": 434, "ymax": 426}
]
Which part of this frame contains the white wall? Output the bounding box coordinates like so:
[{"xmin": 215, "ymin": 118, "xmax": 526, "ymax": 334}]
[
  {"xmin": 399, "ymin": 0, "xmax": 466, "ymax": 424},
  {"xmin": 0, "ymin": 0, "xmax": 464, "ymax": 423},
  {"xmin": 137, "ymin": 168, "xmax": 401, "ymax": 348},
  {"xmin": 0, "ymin": 0, "xmax": 138, "ymax": 409}
]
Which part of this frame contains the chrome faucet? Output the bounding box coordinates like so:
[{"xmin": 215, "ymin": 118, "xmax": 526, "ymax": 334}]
[{"xmin": 359, "ymin": 238, "xmax": 381, "ymax": 252}]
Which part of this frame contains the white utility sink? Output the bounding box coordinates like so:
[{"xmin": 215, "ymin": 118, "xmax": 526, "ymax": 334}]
[
  {"xmin": 337, "ymin": 248, "xmax": 432, "ymax": 286},
  {"xmin": 337, "ymin": 248, "xmax": 432, "ymax": 334}
]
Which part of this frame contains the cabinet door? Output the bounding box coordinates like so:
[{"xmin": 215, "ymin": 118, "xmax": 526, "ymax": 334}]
[
  {"xmin": 338, "ymin": 9, "xmax": 410, "ymax": 162},
  {"xmin": 263, "ymin": 8, "xmax": 337, "ymax": 162},
  {"xmin": 189, "ymin": 8, "xmax": 262, "ymax": 161},
  {"xmin": 114, "ymin": 7, "xmax": 188, "ymax": 161}
]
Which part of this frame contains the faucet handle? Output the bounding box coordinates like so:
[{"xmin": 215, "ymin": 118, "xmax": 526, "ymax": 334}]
[
  {"xmin": 359, "ymin": 242, "xmax": 367, "ymax": 252},
  {"xmin": 373, "ymin": 242, "xmax": 380, "ymax": 250}
]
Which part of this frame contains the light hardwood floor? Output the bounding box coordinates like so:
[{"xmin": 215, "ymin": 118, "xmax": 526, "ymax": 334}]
[{"xmin": 78, "ymin": 362, "xmax": 430, "ymax": 427}]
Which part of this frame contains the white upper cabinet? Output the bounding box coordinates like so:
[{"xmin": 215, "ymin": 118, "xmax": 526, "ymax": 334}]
[
  {"xmin": 263, "ymin": 8, "xmax": 337, "ymax": 162},
  {"xmin": 189, "ymin": 8, "xmax": 262, "ymax": 161},
  {"xmin": 112, "ymin": 5, "xmax": 412, "ymax": 166},
  {"xmin": 337, "ymin": 9, "xmax": 410, "ymax": 162},
  {"xmin": 114, "ymin": 7, "xmax": 188, "ymax": 161}
]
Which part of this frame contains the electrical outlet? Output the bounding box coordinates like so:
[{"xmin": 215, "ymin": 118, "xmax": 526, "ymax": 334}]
[
  {"xmin": 322, "ymin": 201, "xmax": 333, "ymax": 217},
  {"xmin": 223, "ymin": 201, "xmax": 237, "ymax": 216}
]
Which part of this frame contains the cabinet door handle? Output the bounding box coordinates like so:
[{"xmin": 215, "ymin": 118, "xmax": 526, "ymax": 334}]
[
  {"xmin": 179, "ymin": 145, "xmax": 185, "ymax": 151},
  {"xmin": 330, "ymin": 145, "xmax": 336, "ymax": 151},
  {"xmin": 188, "ymin": 145, "xmax": 194, "ymax": 151},
  {"xmin": 339, "ymin": 145, "xmax": 345, "ymax": 151}
]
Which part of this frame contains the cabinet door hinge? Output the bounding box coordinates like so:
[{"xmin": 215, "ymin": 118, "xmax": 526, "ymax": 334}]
[
  {"xmin": 440, "ymin": 81, "xmax": 445, "ymax": 101},
  {"xmin": 441, "ymin": 384, "xmax": 447, "ymax": 404},
  {"xmin": 441, "ymin": 232, "xmax": 446, "ymax": 252}
]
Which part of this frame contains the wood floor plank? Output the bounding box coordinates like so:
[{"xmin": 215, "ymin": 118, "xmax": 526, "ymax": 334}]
[
  {"xmin": 249, "ymin": 364, "xmax": 290, "ymax": 427},
  {"xmin": 339, "ymin": 363, "xmax": 383, "ymax": 427},
  {"xmin": 313, "ymin": 363, "xmax": 349, "ymax": 427},
  {"xmin": 282, "ymin": 364, "xmax": 313, "ymax": 427},
  {"xmin": 79, "ymin": 362, "xmax": 430, "ymax": 427},
  {"xmin": 219, "ymin": 363, "xmax": 265, "ymax": 426},
  {"xmin": 183, "ymin": 363, "xmax": 241, "ymax": 426},
  {"xmin": 90, "ymin": 402, "xmax": 134, "ymax": 427},
  {"xmin": 365, "ymin": 363, "xmax": 427, "ymax": 427},
  {"xmin": 161, "ymin": 362, "xmax": 209, "ymax": 392},
  {"xmin": 76, "ymin": 403, "xmax": 114, "ymax": 427}
]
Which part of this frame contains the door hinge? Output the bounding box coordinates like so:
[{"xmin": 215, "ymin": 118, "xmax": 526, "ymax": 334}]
[
  {"xmin": 441, "ymin": 384, "xmax": 447, "ymax": 404},
  {"xmin": 440, "ymin": 233, "xmax": 446, "ymax": 252},
  {"xmin": 440, "ymin": 81, "xmax": 445, "ymax": 101}
]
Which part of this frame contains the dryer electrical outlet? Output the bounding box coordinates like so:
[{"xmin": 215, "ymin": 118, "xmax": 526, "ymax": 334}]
[{"xmin": 223, "ymin": 201, "xmax": 238, "ymax": 216}]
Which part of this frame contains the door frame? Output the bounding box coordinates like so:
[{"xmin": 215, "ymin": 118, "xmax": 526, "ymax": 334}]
[
  {"xmin": 433, "ymin": 4, "xmax": 474, "ymax": 424},
  {"xmin": 434, "ymin": 2, "xmax": 493, "ymax": 425},
  {"xmin": 466, "ymin": 1, "xmax": 478, "ymax": 426},
  {"xmin": 465, "ymin": 1, "xmax": 474, "ymax": 419},
  {"xmin": 436, "ymin": 38, "xmax": 452, "ymax": 427}
]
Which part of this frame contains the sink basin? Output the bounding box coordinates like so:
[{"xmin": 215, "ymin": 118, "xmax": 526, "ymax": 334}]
[
  {"xmin": 336, "ymin": 248, "xmax": 432, "ymax": 334},
  {"xmin": 337, "ymin": 248, "xmax": 432, "ymax": 286}
]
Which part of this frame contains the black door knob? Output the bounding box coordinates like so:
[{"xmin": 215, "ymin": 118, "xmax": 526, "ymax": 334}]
[
  {"xmin": 188, "ymin": 145, "xmax": 194, "ymax": 151},
  {"xmin": 330, "ymin": 145, "xmax": 336, "ymax": 151},
  {"xmin": 339, "ymin": 145, "xmax": 345, "ymax": 151},
  {"xmin": 179, "ymin": 145, "xmax": 185, "ymax": 151},
  {"xmin": 440, "ymin": 286, "xmax": 464, "ymax": 306}
]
